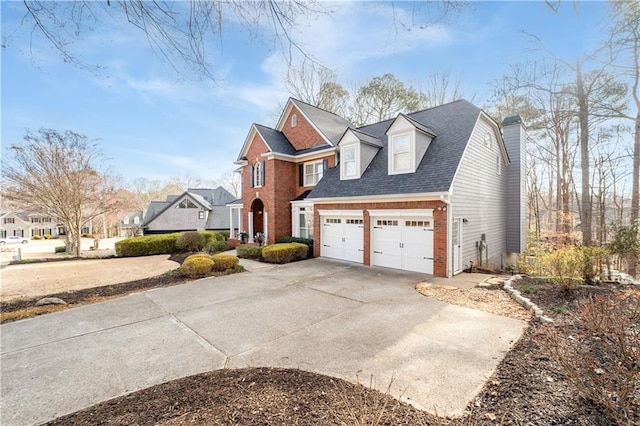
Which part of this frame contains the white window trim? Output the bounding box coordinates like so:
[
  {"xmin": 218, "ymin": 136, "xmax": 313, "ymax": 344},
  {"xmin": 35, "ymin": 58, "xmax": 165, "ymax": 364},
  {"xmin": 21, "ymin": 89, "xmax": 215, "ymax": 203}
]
[
  {"xmin": 340, "ymin": 144, "xmax": 359, "ymax": 180},
  {"xmin": 291, "ymin": 114, "xmax": 297, "ymax": 127},
  {"xmin": 253, "ymin": 162, "xmax": 263, "ymax": 188},
  {"xmin": 388, "ymin": 131, "xmax": 415, "ymax": 175},
  {"xmin": 303, "ymin": 160, "xmax": 324, "ymax": 187}
]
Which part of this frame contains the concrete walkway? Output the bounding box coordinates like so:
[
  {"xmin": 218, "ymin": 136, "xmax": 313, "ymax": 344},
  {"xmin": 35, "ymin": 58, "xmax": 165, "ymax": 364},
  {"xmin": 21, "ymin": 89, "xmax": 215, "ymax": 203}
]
[{"xmin": 0, "ymin": 259, "xmax": 527, "ymax": 425}]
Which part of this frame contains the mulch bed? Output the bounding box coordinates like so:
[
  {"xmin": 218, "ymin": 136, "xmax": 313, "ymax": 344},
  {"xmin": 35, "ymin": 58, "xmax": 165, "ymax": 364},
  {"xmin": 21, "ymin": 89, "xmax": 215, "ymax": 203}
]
[{"xmin": 8, "ymin": 267, "xmax": 637, "ymax": 425}]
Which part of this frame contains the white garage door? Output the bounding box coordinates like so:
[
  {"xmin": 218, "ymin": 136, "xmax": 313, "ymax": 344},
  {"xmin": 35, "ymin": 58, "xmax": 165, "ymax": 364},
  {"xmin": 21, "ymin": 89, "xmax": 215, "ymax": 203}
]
[
  {"xmin": 320, "ymin": 216, "xmax": 364, "ymax": 263},
  {"xmin": 371, "ymin": 217, "xmax": 433, "ymax": 274}
]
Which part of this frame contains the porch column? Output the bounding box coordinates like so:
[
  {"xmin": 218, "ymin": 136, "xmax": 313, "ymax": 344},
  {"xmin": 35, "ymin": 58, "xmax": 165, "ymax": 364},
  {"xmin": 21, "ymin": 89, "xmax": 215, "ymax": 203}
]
[
  {"xmin": 248, "ymin": 212, "xmax": 254, "ymax": 243},
  {"xmin": 263, "ymin": 211, "xmax": 268, "ymax": 244},
  {"xmin": 229, "ymin": 208, "xmax": 233, "ymax": 238},
  {"xmin": 237, "ymin": 207, "xmax": 243, "ymax": 233}
]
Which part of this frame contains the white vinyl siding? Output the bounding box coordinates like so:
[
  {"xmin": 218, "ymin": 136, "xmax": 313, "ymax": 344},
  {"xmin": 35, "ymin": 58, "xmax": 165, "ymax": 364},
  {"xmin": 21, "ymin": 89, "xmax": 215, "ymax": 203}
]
[{"xmin": 450, "ymin": 117, "xmax": 508, "ymax": 272}]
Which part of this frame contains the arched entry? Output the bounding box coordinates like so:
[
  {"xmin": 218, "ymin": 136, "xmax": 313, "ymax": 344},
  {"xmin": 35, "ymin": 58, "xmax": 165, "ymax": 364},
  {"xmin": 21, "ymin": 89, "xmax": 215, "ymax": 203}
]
[{"xmin": 251, "ymin": 199, "xmax": 264, "ymax": 235}]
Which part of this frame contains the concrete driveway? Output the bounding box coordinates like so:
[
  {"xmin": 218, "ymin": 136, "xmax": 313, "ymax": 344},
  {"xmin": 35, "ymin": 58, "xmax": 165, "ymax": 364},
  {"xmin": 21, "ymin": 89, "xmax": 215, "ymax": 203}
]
[{"xmin": 0, "ymin": 258, "xmax": 527, "ymax": 425}]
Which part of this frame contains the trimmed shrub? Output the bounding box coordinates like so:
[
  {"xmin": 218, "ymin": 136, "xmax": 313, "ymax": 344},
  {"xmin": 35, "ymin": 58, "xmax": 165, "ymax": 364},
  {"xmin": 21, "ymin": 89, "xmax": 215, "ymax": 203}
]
[
  {"xmin": 180, "ymin": 254, "xmax": 214, "ymax": 277},
  {"xmin": 236, "ymin": 245, "xmax": 263, "ymax": 260},
  {"xmin": 54, "ymin": 246, "xmax": 66, "ymax": 253},
  {"xmin": 276, "ymin": 236, "xmax": 314, "ymax": 258},
  {"xmin": 219, "ymin": 230, "xmax": 230, "ymax": 240},
  {"xmin": 32, "ymin": 235, "xmax": 42, "ymax": 240},
  {"xmin": 211, "ymin": 253, "xmax": 239, "ymax": 271},
  {"xmin": 198, "ymin": 231, "xmax": 218, "ymax": 247},
  {"xmin": 176, "ymin": 231, "xmax": 206, "ymax": 252},
  {"xmin": 44, "ymin": 234, "xmax": 52, "ymax": 239},
  {"xmin": 262, "ymin": 242, "xmax": 308, "ymax": 264},
  {"xmin": 115, "ymin": 234, "xmax": 179, "ymax": 257},
  {"xmin": 206, "ymin": 240, "xmax": 231, "ymax": 254}
]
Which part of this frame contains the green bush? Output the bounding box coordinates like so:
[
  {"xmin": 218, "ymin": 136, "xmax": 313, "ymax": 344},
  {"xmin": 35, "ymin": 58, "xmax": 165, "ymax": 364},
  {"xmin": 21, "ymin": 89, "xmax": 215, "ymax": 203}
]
[
  {"xmin": 276, "ymin": 236, "xmax": 314, "ymax": 258},
  {"xmin": 44, "ymin": 234, "xmax": 52, "ymax": 239},
  {"xmin": 218, "ymin": 230, "xmax": 230, "ymax": 240},
  {"xmin": 180, "ymin": 254, "xmax": 214, "ymax": 277},
  {"xmin": 206, "ymin": 240, "xmax": 231, "ymax": 254},
  {"xmin": 54, "ymin": 246, "xmax": 66, "ymax": 253},
  {"xmin": 115, "ymin": 234, "xmax": 180, "ymax": 257},
  {"xmin": 198, "ymin": 231, "xmax": 218, "ymax": 246},
  {"xmin": 176, "ymin": 231, "xmax": 206, "ymax": 252},
  {"xmin": 211, "ymin": 253, "xmax": 239, "ymax": 271},
  {"xmin": 236, "ymin": 245, "xmax": 263, "ymax": 260},
  {"xmin": 32, "ymin": 235, "xmax": 41, "ymax": 240},
  {"xmin": 262, "ymin": 242, "xmax": 308, "ymax": 264}
]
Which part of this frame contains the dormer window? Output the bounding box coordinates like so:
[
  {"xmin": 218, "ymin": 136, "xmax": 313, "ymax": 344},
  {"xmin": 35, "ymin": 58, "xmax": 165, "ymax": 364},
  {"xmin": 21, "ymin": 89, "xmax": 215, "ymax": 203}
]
[
  {"xmin": 291, "ymin": 114, "xmax": 297, "ymax": 127},
  {"xmin": 134, "ymin": 216, "xmax": 140, "ymax": 225},
  {"xmin": 386, "ymin": 115, "xmax": 435, "ymax": 176},
  {"xmin": 341, "ymin": 145, "xmax": 358, "ymax": 179},
  {"xmin": 124, "ymin": 216, "xmax": 130, "ymax": 225},
  {"xmin": 177, "ymin": 199, "xmax": 197, "ymax": 208},
  {"xmin": 391, "ymin": 133, "xmax": 411, "ymax": 173}
]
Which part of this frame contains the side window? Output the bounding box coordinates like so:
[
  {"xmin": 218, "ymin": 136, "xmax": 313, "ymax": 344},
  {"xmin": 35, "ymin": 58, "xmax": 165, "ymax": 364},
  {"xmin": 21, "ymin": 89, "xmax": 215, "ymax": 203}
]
[
  {"xmin": 291, "ymin": 114, "xmax": 297, "ymax": 128},
  {"xmin": 342, "ymin": 145, "xmax": 357, "ymax": 178}
]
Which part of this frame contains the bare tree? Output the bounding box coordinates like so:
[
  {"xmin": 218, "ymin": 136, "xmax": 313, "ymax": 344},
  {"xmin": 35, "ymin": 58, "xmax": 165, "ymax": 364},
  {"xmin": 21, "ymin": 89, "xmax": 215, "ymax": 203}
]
[
  {"xmin": 347, "ymin": 73, "xmax": 427, "ymax": 126},
  {"xmin": 420, "ymin": 71, "xmax": 476, "ymax": 108},
  {"xmin": 284, "ymin": 59, "xmax": 348, "ymax": 114},
  {"xmin": 608, "ymin": 0, "xmax": 640, "ymax": 276},
  {"xmin": 219, "ymin": 169, "xmax": 242, "ymax": 199},
  {"xmin": 8, "ymin": 1, "xmax": 328, "ymax": 80},
  {"xmin": 2, "ymin": 129, "xmax": 120, "ymax": 256}
]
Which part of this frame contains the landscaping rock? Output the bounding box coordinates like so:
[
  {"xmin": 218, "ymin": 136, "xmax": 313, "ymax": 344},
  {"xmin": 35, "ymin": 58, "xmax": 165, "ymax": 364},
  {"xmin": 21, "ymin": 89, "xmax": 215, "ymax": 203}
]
[{"xmin": 35, "ymin": 297, "xmax": 67, "ymax": 306}]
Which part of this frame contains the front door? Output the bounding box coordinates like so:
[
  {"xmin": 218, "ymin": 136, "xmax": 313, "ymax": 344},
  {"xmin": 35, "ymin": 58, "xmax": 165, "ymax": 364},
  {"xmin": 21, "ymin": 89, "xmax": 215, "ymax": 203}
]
[{"xmin": 453, "ymin": 218, "xmax": 462, "ymax": 274}]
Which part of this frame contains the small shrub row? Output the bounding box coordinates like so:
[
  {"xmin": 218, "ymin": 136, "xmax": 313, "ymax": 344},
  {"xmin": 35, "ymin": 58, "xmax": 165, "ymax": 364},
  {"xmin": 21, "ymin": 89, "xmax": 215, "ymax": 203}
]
[
  {"xmin": 116, "ymin": 231, "xmax": 226, "ymax": 257},
  {"xmin": 179, "ymin": 253, "xmax": 240, "ymax": 277},
  {"xmin": 211, "ymin": 253, "xmax": 239, "ymax": 271},
  {"xmin": 115, "ymin": 234, "xmax": 180, "ymax": 257},
  {"xmin": 206, "ymin": 240, "xmax": 232, "ymax": 254},
  {"xmin": 32, "ymin": 235, "xmax": 42, "ymax": 240},
  {"xmin": 54, "ymin": 246, "xmax": 67, "ymax": 253},
  {"xmin": 276, "ymin": 236, "xmax": 314, "ymax": 258},
  {"xmin": 180, "ymin": 254, "xmax": 214, "ymax": 277},
  {"xmin": 262, "ymin": 243, "xmax": 308, "ymax": 264},
  {"xmin": 236, "ymin": 245, "xmax": 263, "ymax": 260}
]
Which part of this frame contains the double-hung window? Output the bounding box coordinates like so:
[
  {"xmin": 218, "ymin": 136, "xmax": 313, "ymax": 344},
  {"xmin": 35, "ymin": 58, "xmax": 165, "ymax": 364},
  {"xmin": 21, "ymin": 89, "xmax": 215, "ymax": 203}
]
[
  {"xmin": 342, "ymin": 145, "xmax": 357, "ymax": 179},
  {"xmin": 304, "ymin": 161, "xmax": 324, "ymax": 186},
  {"xmin": 391, "ymin": 133, "xmax": 411, "ymax": 172}
]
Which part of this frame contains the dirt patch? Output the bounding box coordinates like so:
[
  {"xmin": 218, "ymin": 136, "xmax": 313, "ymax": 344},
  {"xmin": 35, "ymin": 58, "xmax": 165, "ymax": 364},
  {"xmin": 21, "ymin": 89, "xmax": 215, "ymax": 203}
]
[{"xmin": 1, "ymin": 254, "xmax": 180, "ymax": 302}]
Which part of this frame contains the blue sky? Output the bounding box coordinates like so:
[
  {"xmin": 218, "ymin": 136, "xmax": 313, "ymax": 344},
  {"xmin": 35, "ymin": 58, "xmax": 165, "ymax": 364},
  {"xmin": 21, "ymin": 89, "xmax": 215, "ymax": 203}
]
[{"xmin": 1, "ymin": 1, "xmax": 610, "ymax": 186}]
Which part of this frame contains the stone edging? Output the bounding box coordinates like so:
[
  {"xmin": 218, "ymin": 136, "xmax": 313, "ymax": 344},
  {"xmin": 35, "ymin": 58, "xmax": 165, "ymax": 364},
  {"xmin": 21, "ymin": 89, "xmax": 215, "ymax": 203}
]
[{"xmin": 503, "ymin": 275, "xmax": 554, "ymax": 323}]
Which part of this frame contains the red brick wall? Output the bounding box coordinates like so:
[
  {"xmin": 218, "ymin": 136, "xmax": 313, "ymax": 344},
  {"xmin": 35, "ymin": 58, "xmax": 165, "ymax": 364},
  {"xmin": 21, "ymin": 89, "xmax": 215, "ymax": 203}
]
[
  {"xmin": 313, "ymin": 200, "xmax": 449, "ymax": 277},
  {"xmin": 281, "ymin": 105, "xmax": 327, "ymax": 150}
]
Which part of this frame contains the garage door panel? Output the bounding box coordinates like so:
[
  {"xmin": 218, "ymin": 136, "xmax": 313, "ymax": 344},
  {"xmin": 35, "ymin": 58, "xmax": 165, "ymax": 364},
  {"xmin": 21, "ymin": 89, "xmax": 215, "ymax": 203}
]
[
  {"xmin": 320, "ymin": 217, "xmax": 363, "ymax": 264},
  {"xmin": 371, "ymin": 216, "xmax": 433, "ymax": 275}
]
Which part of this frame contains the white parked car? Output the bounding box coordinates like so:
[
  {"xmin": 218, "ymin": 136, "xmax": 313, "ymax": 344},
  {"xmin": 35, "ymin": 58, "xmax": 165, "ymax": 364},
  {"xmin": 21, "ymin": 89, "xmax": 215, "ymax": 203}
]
[{"xmin": 0, "ymin": 236, "xmax": 30, "ymax": 245}]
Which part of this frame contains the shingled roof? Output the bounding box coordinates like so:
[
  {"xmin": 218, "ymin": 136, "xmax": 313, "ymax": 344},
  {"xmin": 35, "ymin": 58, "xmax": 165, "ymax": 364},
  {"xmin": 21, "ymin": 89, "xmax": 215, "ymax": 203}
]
[
  {"xmin": 308, "ymin": 99, "xmax": 482, "ymax": 198},
  {"xmin": 290, "ymin": 99, "xmax": 353, "ymax": 146}
]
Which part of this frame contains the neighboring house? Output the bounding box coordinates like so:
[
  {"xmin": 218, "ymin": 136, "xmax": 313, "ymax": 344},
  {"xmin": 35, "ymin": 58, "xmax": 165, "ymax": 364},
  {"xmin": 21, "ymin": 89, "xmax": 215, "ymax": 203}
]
[
  {"xmin": 118, "ymin": 211, "xmax": 144, "ymax": 237},
  {"xmin": 232, "ymin": 98, "xmax": 526, "ymax": 278},
  {"xmin": 0, "ymin": 211, "xmax": 75, "ymax": 238},
  {"xmin": 141, "ymin": 187, "xmax": 236, "ymax": 234}
]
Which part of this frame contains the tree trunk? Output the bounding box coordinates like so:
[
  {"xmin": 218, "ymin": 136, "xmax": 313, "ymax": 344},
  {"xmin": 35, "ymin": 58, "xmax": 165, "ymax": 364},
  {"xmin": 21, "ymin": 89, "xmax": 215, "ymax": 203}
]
[
  {"xmin": 630, "ymin": 114, "xmax": 639, "ymax": 277},
  {"xmin": 577, "ymin": 62, "xmax": 592, "ymax": 246}
]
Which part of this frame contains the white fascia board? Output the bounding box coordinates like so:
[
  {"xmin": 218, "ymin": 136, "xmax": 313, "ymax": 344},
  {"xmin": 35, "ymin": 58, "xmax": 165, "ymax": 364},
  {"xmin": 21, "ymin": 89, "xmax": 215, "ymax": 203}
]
[
  {"xmin": 480, "ymin": 111, "xmax": 510, "ymax": 164},
  {"xmin": 234, "ymin": 159, "xmax": 248, "ymax": 166},
  {"xmin": 310, "ymin": 192, "xmax": 450, "ymax": 204},
  {"xmin": 317, "ymin": 209, "xmax": 364, "ymax": 217},
  {"xmin": 368, "ymin": 209, "xmax": 434, "ymax": 217},
  {"xmin": 275, "ymin": 99, "xmax": 334, "ymax": 146},
  {"xmin": 238, "ymin": 125, "xmax": 272, "ymax": 161},
  {"xmin": 290, "ymin": 199, "xmax": 314, "ymax": 207},
  {"xmin": 262, "ymin": 147, "xmax": 336, "ymax": 163}
]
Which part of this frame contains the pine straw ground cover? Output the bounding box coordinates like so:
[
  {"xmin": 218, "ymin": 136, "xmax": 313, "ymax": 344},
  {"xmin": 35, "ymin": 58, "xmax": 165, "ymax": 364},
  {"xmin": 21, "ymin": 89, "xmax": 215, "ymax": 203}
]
[{"xmin": 32, "ymin": 274, "xmax": 637, "ymax": 425}]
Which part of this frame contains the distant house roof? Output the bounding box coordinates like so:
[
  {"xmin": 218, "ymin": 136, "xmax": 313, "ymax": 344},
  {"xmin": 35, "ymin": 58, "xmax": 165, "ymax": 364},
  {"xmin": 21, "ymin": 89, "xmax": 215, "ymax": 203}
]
[
  {"xmin": 309, "ymin": 99, "xmax": 482, "ymax": 199},
  {"xmin": 205, "ymin": 205, "xmax": 231, "ymax": 229},
  {"xmin": 142, "ymin": 187, "xmax": 236, "ymax": 227}
]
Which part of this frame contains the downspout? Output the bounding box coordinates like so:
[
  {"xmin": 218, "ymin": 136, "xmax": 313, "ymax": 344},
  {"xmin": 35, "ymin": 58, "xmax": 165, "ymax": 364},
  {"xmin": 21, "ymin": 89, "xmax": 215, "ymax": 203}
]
[{"xmin": 440, "ymin": 193, "xmax": 452, "ymax": 278}]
